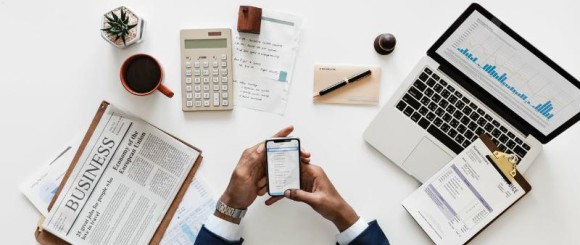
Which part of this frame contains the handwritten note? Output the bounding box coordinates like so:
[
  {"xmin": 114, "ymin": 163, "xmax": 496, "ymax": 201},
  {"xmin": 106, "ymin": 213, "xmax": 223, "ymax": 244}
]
[{"xmin": 233, "ymin": 10, "xmax": 302, "ymax": 115}]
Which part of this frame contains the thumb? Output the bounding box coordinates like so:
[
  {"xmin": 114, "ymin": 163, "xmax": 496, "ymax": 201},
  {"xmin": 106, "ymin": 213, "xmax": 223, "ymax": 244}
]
[{"xmin": 285, "ymin": 189, "xmax": 317, "ymax": 205}]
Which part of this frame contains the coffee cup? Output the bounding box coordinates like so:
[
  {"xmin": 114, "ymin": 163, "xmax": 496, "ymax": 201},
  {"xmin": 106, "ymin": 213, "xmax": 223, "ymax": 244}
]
[{"xmin": 120, "ymin": 54, "xmax": 174, "ymax": 98}]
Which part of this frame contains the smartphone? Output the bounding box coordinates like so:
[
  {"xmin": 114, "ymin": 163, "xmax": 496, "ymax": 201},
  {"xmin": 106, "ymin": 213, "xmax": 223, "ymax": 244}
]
[{"xmin": 265, "ymin": 137, "xmax": 301, "ymax": 196}]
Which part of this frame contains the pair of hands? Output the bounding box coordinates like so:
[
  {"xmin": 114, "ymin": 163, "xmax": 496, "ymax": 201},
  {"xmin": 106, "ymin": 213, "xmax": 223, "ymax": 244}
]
[{"xmin": 217, "ymin": 126, "xmax": 359, "ymax": 232}]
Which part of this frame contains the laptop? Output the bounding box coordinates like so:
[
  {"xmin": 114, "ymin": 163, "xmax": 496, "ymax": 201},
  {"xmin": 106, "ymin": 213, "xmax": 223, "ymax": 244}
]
[{"xmin": 364, "ymin": 3, "xmax": 580, "ymax": 182}]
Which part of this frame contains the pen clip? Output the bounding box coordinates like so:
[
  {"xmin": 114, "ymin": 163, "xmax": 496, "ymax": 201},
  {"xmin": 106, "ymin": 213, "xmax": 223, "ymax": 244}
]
[{"xmin": 487, "ymin": 150, "xmax": 518, "ymax": 183}]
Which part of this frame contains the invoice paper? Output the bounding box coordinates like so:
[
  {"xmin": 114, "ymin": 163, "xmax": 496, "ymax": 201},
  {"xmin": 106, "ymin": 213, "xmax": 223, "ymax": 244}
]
[
  {"xmin": 402, "ymin": 139, "xmax": 526, "ymax": 245},
  {"xmin": 233, "ymin": 9, "xmax": 302, "ymax": 115}
]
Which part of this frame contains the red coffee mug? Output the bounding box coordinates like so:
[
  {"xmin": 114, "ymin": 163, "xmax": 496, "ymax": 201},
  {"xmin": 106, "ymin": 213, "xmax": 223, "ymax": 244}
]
[{"xmin": 120, "ymin": 54, "xmax": 174, "ymax": 98}]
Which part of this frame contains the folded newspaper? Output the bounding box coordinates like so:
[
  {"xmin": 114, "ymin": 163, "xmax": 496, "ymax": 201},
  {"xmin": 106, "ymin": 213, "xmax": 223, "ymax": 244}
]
[{"xmin": 41, "ymin": 102, "xmax": 201, "ymax": 245}]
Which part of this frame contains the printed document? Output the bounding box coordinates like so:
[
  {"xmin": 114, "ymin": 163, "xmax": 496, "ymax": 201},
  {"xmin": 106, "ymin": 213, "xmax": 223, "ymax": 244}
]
[
  {"xmin": 402, "ymin": 139, "xmax": 525, "ymax": 245},
  {"xmin": 20, "ymin": 135, "xmax": 82, "ymax": 215},
  {"xmin": 233, "ymin": 9, "xmax": 302, "ymax": 115},
  {"xmin": 42, "ymin": 104, "xmax": 200, "ymax": 245},
  {"xmin": 160, "ymin": 176, "xmax": 215, "ymax": 245}
]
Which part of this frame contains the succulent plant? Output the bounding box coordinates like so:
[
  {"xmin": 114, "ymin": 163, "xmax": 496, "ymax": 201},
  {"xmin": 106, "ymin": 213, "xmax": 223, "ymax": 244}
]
[{"xmin": 101, "ymin": 8, "xmax": 137, "ymax": 46}]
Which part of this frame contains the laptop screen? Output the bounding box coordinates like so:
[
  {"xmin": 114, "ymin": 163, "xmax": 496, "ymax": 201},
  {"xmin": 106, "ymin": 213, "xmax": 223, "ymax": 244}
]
[{"xmin": 434, "ymin": 9, "xmax": 580, "ymax": 137}]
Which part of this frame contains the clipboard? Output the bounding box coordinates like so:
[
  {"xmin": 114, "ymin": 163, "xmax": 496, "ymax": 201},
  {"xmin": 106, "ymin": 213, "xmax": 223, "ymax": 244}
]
[
  {"xmin": 34, "ymin": 101, "xmax": 204, "ymax": 245},
  {"xmin": 402, "ymin": 134, "xmax": 532, "ymax": 245},
  {"xmin": 465, "ymin": 134, "xmax": 532, "ymax": 243}
]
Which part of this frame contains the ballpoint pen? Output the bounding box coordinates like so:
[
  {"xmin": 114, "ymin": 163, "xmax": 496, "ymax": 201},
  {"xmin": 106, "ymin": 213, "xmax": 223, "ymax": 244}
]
[{"xmin": 313, "ymin": 69, "xmax": 372, "ymax": 97}]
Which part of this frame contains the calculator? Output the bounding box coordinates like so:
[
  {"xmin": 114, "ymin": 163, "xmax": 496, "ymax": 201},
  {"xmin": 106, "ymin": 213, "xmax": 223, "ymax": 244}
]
[{"xmin": 180, "ymin": 28, "xmax": 233, "ymax": 111}]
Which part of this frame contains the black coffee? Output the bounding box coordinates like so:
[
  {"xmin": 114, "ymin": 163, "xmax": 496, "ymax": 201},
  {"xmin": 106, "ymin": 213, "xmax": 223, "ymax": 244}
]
[{"xmin": 124, "ymin": 56, "xmax": 161, "ymax": 93}]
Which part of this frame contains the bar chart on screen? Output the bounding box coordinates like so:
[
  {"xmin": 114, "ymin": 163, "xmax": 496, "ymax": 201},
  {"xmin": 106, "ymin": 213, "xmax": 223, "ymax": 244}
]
[
  {"xmin": 436, "ymin": 11, "xmax": 580, "ymax": 134},
  {"xmin": 455, "ymin": 47, "xmax": 555, "ymax": 120}
]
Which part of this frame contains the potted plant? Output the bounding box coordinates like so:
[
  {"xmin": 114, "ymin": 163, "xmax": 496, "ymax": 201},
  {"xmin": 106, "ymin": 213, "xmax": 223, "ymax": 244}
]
[{"xmin": 101, "ymin": 6, "xmax": 144, "ymax": 48}]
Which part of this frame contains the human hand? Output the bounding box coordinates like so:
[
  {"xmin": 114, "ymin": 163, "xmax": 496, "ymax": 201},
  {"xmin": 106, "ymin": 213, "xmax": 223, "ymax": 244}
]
[
  {"xmin": 266, "ymin": 162, "xmax": 359, "ymax": 232},
  {"xmin": 217, "ymin": 125, "xmax": 310, "ymax": 223}
]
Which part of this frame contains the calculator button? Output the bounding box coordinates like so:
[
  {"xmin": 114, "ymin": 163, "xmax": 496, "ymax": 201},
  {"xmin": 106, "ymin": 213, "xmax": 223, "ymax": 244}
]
[
  {"xmin": 203, "ymin": 93, "xmax": 210, "ymax": 99},
  {"xmin": 212, "ymin": 77, "xmax": 219, "ymax": 83},
  {"xmin": 185, "ymin": 61, "xmax": 192, "ymax": 68},
  {"xmin": 222, "ymin": 100, "xmax": 229, "ymax": 106},
  {"xmin": 212, "ymin": 61, "xmax": 218, "ymax": 68},
  {"xmin": 221, "ymin": 85, "xmax": 228, "ymax": 90},
  {"xmin": 203, "ymin": 85, "xmax": 210, "ymax": 91},
  {"xmin": 222, "ymin": 92, "xmax": 228, "ymax": 98},
  {"xmin": 203, "ymin": 100, "xmax": 210, "ymax": 107},
  {"xmin": 213, "ymin": 93, "xmax": 220, "ymax": 106},
  {"xmin": 194, "ymin": 70, "xmax": 201, "ymax": 76},
  {"xmin": 202, "ymin": 70, "xmax": 209, "ymax": 76},
  {"xmin": 213, "ymin": 85, "xmax": 220, "ymax": 91},
  {"xmin": 187, "ymin": 101, "xmax": 193, "ymax": 107},
  {"xmin": 203, "ymin": 77, "xmax": 209, "ymax": 83},
  {"xmin": 186, "ymin": 93, "xmax": 193, "ymax": 99},
  {"xmin": 194, "ymin": 93, "xmax": 201, "ymax": 99},
  {"xmin": 221, "ymin": 54, "xmax": 227, "ymax": 60},
  {"xmin": 195, "ymin": 101, "xmax": 202, "ymax": 107},
  {"xmin": 203, "ymin": 61, "xmax": 209, "ymax": 68},
  {"xmin": 221, "ymin": 69, "xmax": 228, "ymax": 75},
  {"xmin": 186, "ymin": 85, "xmax": 192, "ymax": 92},
  {"xmin": 194, "ymin": 77, "xmax": 201, "ymax": 83},
  {"xmin": 194, "ymin": 61, "xmax": 200, "ymax": 68},
  {"xmin": 221, "ymin": 77, "xmax": 228, "ymax": 83},
  {"xmin": 212, "ymin": 69, "xmax": 219, "ymax": 76},
  {"xmin": 194, "ymin": 85, "xmax": 201, "ymax": 91},
  {"xmin": 221, "ymin": 61, "xmax": 227, "ymax": 67},
  {"xmin": 186, "ymin": 77, "xmax": 192, "ymax": 84},
  {"xmin": 185, "ymin": 69, "xmax": 192, "ymax": 76}
]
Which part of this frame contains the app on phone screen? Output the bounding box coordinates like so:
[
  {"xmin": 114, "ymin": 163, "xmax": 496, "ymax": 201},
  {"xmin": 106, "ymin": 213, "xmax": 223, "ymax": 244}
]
[{"xmin": 267, "ymin": 139, "xmax": 300, "ymax": 196}]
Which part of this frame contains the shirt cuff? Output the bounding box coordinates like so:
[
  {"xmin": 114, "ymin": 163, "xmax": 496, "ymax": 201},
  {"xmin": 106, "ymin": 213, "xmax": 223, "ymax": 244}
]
[
  {"xmin": 204, "ymin": 214, "xmax": 242, "ymax": 242},
  {"xmin": 336, "ymin": 217, "xmax": 369, "ymax": 245}
]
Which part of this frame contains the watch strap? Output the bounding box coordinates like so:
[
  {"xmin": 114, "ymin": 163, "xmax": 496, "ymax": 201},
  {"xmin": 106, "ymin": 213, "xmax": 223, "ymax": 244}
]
[{"xmin": 216, "ymin": 200, "xmax": 247, "ymax": 219}]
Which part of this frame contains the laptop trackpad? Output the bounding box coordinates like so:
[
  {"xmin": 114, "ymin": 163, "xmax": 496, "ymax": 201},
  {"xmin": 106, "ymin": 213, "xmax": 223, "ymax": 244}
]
[{"xmin": 403, "ymin": 137, "xmax": 453, "ymax": 183}]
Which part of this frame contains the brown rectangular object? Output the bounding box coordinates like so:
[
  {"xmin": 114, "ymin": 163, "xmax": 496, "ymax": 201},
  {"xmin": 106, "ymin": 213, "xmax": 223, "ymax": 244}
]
[
  {"xmin": 237, "ymin": 6, "xmax": 262, "ymax": 34},
  {"xmin": 34, "ymin": 101, "xmax": 204, "ymax": 245}
]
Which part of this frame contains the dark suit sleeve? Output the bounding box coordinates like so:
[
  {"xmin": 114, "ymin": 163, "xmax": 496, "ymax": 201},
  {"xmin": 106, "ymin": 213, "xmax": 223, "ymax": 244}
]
[
  {"xmin": 194, "ymin": 225, "xmax": 244, "ymax": 245},
  {"xmin": 340, "ymin": 220, "xmax": 389, "ymax": 245}
]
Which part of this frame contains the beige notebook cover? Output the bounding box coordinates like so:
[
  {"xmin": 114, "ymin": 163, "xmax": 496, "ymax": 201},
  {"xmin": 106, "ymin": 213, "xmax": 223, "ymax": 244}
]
[{"xmin": 313, "ymin": 64, "xmax": 381, "ymax": 105}]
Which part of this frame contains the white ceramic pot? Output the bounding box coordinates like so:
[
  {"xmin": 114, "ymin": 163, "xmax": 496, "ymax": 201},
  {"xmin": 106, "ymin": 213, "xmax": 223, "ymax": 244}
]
[{"xmin": 101, "ymin": 6, "xmax": 144, "ymax": 48}]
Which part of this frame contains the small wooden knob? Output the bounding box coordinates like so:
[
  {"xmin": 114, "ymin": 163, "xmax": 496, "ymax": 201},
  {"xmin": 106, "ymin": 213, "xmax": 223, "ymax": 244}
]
[{"xmin": 374, "ymin": 33, "xmax": 396, "ymax": 55}]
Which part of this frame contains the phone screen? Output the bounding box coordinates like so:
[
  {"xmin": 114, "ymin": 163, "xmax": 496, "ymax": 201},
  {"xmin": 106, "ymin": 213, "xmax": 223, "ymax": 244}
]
[{"xmin": 266, "ymin": 138, "xmax": 300, "ymax": 196}]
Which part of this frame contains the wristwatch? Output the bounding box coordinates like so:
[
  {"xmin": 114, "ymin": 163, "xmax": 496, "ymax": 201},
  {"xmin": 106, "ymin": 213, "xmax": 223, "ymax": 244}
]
[{"xmin": 216, "ymin": 200, "xmax": 247, "ymax": 219}]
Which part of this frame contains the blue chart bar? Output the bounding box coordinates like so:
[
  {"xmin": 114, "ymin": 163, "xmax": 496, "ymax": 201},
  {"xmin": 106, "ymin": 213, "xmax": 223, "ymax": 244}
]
[
  {"xmin": 456, "ymin": 47, "xmax": 555, "ymax": 120},
  {"xmin": 535, "ymin": 101, "xmax": 554, "ymax": 119},
  {"xmin": 457, "ymin": 48, "xmax": 479, "ymax": 63}
]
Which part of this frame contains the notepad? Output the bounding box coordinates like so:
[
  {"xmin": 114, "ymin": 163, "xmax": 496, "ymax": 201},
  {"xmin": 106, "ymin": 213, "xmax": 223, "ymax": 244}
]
[{"xmin": 312, "ymin": 64, "xmax": 381, "ymax": 105}]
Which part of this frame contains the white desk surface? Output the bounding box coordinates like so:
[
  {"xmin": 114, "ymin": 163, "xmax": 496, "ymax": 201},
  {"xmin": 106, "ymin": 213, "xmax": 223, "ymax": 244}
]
[{"xmin": 1, "ymin": 0, "xmax": 580, "ymax": 244}]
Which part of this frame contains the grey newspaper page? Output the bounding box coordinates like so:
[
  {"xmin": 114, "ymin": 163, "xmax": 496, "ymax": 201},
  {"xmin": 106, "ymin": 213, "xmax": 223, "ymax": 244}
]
[{"xmin": 42, "ymin": 104, "xmax": 200, "ymax": 245}]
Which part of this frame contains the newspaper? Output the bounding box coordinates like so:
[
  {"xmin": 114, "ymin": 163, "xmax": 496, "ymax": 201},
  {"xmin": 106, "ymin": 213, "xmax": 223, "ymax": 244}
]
[{"xmin": 42, "ymin": 104, "xmax": 200, "ymax": 245}]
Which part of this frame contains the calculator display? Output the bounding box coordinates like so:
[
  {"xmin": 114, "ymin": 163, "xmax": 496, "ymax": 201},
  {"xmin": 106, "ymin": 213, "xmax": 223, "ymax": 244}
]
[{"xmin": 184, "ymin": 39, "xmax": 227, "ymax": 49}]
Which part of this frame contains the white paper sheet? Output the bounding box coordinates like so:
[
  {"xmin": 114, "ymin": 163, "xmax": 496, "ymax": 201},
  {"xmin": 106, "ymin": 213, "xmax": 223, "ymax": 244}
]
[
  {"xmin": 233, "ymin": 9, "xmax": 302, "ymax": 115},
  {"xmin": 20, "ymin": 135, "xmax": 83, "ymax": 215},
  {"xmin": 160, "ymin": 176, "xmax": 216, "ymax": 245}
]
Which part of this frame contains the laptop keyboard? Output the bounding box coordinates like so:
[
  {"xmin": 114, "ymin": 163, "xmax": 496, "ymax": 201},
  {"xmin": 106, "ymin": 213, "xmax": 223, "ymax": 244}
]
[{"xmin": 396, "ymin": 67, "xmax": 530, "ymax": 160}]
